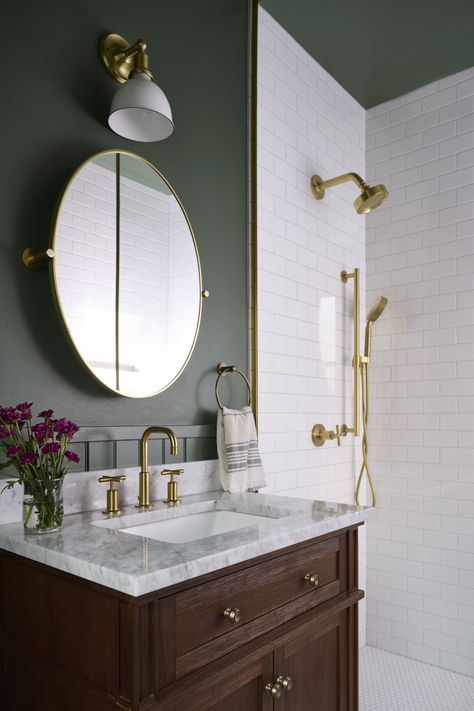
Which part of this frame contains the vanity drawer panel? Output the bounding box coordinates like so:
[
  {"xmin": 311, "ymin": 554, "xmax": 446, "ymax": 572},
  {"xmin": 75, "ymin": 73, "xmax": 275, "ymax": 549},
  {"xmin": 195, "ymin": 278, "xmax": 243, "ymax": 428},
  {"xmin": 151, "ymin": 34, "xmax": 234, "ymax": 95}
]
[{"xmin": 173, "ymin": 534, "xmax": 344, "ymax": 665}]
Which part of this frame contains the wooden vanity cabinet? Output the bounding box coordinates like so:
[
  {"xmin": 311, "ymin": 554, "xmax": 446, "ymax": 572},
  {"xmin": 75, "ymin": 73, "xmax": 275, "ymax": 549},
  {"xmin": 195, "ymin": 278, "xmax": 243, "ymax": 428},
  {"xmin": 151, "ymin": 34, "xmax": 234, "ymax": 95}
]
[{"xmin": 0, "ymin": 525, "xmax": 362, "ymax": 711}]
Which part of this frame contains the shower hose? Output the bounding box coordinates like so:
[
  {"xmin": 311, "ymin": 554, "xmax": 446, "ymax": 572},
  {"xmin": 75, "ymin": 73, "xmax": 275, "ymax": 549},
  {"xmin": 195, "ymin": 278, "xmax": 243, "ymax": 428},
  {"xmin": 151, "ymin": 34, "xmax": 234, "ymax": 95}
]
[{"xmin": 355, "ymin": 362, "xmax": 376, "ymax": 507}]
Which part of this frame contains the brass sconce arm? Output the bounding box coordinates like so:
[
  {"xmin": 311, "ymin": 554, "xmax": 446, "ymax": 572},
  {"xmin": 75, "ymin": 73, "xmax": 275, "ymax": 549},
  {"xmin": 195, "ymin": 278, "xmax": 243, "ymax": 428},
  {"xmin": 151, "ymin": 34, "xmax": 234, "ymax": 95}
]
[{"xmin": 100, "ymin": 34, "xmax": 154, "ymax": 83}]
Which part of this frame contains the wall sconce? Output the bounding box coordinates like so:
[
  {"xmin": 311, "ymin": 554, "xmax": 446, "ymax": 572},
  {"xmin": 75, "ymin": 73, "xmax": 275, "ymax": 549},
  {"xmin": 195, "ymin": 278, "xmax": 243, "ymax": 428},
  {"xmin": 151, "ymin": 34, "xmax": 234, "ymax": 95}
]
[{"xmin": 100, "ymin": 33, "xmax": 174, "ymax": 142}]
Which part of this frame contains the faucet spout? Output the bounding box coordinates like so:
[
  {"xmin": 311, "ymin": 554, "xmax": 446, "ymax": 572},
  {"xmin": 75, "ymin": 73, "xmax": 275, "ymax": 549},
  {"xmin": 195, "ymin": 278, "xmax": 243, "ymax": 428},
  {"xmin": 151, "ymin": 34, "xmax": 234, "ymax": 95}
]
[{"xmin": 137, "ymin": 426, "xmax": 178, "ymax": 508}]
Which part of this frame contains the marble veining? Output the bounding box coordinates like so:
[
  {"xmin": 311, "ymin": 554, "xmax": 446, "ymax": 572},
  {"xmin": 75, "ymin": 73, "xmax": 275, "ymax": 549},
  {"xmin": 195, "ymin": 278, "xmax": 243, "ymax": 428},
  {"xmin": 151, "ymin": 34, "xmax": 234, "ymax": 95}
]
[{"xmin": 0, "ymin": 491, "xmax": 373, "ymax": 597}]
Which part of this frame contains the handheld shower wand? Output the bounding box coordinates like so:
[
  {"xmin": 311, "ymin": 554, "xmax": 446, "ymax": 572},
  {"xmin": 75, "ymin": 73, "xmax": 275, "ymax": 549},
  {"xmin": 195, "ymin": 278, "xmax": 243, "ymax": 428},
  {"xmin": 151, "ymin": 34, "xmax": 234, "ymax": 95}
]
[{"xmin": 355, "ymin": 296, "xmax": 388, "ymax": 507}]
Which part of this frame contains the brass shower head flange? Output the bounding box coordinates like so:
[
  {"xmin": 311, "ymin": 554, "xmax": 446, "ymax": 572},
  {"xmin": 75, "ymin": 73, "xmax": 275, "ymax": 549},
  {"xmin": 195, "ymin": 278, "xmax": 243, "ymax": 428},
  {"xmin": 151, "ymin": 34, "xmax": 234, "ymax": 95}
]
[{"xmin": 311, "ymin": 175, "xmax": 325, "ymax": 200}]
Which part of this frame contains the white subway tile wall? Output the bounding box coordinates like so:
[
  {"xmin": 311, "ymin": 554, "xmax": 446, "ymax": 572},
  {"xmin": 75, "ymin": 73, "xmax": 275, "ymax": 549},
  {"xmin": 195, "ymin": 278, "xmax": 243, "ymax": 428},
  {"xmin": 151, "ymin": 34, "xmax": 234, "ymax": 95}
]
[
  {"xmin": 258, "ymin": 9, "xmax": 367, "ymax": 643},
  {"xmin": 366, "ymin": 67, "xmax": 474, "ymax": 676}
]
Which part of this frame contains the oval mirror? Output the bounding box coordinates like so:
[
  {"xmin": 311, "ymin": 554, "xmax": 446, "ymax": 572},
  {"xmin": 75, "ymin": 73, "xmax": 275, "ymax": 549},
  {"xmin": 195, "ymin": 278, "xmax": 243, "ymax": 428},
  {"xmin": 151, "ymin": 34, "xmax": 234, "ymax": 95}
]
[{"xmin": 50, "ymin": 150, "xmax": 202, "ymax": 398}]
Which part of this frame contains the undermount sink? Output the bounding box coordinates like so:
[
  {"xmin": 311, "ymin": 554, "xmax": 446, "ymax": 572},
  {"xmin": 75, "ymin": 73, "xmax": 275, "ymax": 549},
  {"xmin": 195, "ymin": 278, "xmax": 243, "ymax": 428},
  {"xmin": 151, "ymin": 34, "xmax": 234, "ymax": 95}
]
[
  {"xmin": 91, "ymin": 501, "xmax": 293, "ymax": 544},
  {"xmin": 120, "ymin": 510, "xmax": 276, "ymax": 543}
]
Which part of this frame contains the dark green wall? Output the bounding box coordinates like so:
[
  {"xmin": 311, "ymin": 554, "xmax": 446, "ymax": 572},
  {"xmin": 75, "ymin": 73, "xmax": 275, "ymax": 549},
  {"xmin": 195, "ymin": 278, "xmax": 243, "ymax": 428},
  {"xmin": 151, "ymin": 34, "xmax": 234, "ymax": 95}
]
[
  {"xmin": 1, "ymin": 0, "xmax": 249, "ymax": 428},
  {"xmin": 262, "ymin": 0, "xmax": 474, "ymax": 108}
]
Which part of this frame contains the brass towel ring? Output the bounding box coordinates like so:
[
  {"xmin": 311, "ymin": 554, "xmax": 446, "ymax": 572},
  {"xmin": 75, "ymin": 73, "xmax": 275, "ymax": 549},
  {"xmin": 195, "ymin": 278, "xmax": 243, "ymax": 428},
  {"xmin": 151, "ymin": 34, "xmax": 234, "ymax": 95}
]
[{"xmin": 215, "ymin": 362, "xmax": 252, "ymax": 410}]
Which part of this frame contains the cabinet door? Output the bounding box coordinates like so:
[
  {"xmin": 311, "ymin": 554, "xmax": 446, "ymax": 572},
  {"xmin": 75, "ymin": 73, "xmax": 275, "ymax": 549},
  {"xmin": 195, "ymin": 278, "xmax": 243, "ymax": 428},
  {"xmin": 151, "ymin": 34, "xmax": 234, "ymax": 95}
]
[
  {"xmin": 176, "ymin": 652, "xmax": 274, "ymax": 711},
  {"xmin": 273, "ymin": 607, "xmax": 356, "ymax": 711}
]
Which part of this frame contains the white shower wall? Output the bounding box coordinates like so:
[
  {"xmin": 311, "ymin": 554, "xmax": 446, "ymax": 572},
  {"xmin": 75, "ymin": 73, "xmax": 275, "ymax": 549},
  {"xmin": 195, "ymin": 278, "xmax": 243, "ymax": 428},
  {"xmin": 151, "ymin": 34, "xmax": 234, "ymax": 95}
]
[
  {"xmin": 257, "ymin": 9, "xmax": 367, "ymax": 642},
  {"xmin": 366, "ymin": 68, "xmax": 474, "ymax": 676}
]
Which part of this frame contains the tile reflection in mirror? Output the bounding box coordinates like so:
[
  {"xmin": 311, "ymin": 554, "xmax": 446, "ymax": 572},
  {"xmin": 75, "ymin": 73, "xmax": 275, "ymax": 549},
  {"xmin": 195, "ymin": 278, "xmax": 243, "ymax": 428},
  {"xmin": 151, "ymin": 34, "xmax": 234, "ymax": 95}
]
[{"xmin": 51, "ymin": 150, "xmax": 202, "ymax": 397}]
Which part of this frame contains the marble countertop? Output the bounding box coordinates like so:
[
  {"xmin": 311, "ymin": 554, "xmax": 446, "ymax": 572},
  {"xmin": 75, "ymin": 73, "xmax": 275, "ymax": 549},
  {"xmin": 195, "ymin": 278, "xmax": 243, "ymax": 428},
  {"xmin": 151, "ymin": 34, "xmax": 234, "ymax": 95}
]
[{"xmin": 0, "ymin": 491, "xmax": 373, "ymax": 597}]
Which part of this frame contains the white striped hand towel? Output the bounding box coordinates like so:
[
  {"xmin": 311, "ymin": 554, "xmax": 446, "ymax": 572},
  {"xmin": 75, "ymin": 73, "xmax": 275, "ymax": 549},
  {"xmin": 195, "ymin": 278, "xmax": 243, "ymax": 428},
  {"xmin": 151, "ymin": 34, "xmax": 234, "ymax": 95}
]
[{"xmin": 217, "ymin": 406, "xmax": 266, "ymax": 493}]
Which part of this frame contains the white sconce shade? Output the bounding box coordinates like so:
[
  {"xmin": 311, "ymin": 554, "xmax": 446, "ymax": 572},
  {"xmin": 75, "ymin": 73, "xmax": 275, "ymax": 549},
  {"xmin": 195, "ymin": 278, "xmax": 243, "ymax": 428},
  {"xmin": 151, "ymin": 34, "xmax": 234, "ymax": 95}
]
[
  {"xmin": 108, "ymin": 73, "xmax": 174, "ymax": 142},
  {"xmin": 100, "ymin": 33, "xmax": 174, "ymax": 143}
]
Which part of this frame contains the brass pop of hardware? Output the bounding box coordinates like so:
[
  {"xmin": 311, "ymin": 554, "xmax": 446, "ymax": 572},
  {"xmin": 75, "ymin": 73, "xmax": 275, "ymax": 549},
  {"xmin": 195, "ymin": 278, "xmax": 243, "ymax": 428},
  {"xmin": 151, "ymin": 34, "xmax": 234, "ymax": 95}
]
[
  {"xmin": 342, "ymin": 268, "xmax": 361, "ymax": 437},
  {"xmin": 312, "ymin": 423, "xmax": 348, "ymax": 447},
  {"xmin": 276, "ymin": 675, "xmax": 293, "ymax": 692},
  {"xmin": 311, "ymin": 173, "xmax": 388, "ymax": 215},
  {"xmin": 265, "ymin": 682, "xmax": 282, "ymax": 699},
  {"xmin": 355, "ymin": 297, "xmax": 387, "ymax": 508},
  {"xmin": 312, "ymin": 267, "xmax": 363, "ymax": 446},
  {"xmin": 223, "ymin": 607, "xmax": 241, "ymax": 623},
  {"xmin": 98, "ymin": 475, "xmax": 126, "ymax": 515},
  {"xmin": 215, "ymin": 362, "xmax": 252, "ymax": 410},
  {"xmin": 137, "ymin": 427, "xmax": 178, "ymax": 509},
  {"xmin": 161, "ymin": 468, "xmax": 184, "ymax": 505},
  {"xmin": 21, "ymin": 248, "xmax": 55, "ymax": 271},
  {"xmin": 201, "ymin": 289, "xmax": 210, "ymax": 298},
  {"xmin": 100, "ymin": 33, "xmax": 154, "ymax": 84},
  {"xmin": 304, "ymin": 572, "xmax": 320, "ymax": 587}
]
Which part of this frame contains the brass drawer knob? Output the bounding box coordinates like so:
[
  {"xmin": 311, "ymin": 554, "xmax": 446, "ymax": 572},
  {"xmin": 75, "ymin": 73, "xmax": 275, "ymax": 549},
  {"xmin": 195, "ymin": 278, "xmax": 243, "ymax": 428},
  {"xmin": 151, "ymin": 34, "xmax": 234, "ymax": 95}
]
[
  {"xmin": 223, "ymin": 607, "xmax": 241, "ymax": 623},
  {"xmin": 265, "ymin": 682, "xmax": 282, "ymax": 699},
  {"xmin": 304, "ymin": 572, "xmax": 319, "ymax": 587},
  {"xmin": 276, "ymin": 675, "xmax": 293, "ymax": 692}
]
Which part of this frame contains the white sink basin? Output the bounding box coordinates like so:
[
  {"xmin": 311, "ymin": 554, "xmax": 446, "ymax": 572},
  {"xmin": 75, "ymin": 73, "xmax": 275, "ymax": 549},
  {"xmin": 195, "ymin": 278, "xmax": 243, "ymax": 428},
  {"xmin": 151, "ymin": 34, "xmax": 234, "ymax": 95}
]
[
  {"xmin": 119, "ymin": 509, "xmax": 275, "ymax": 544},
  {"xmin": 91, "ymin": 500, "xmax": 295, "ymax": 544}
]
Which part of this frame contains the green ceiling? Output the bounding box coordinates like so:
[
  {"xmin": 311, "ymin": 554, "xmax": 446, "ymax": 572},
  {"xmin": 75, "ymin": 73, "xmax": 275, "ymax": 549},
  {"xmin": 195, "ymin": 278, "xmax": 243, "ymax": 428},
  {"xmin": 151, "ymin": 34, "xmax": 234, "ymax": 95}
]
[{"xmin": 260, "ymin": 0, "xmax": 474, "ymax": 108}]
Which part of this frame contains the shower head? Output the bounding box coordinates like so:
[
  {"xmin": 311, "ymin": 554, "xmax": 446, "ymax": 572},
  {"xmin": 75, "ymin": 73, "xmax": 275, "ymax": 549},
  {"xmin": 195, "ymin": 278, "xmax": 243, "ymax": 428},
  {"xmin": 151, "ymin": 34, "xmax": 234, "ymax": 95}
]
[
  {"xmin": 367, "ymin": 296, "xmax": 388, "ymax": 323},
  {"xmin": 364, "ymin": 296, "xmax": 388, "ymax": 359},
  {"xmin": 354, "ymin": 184, "xmax": 388, "ymax": 215},
  {"xmin": 311, "ymin": 172, "xmax": 388, "ymax": 214}
]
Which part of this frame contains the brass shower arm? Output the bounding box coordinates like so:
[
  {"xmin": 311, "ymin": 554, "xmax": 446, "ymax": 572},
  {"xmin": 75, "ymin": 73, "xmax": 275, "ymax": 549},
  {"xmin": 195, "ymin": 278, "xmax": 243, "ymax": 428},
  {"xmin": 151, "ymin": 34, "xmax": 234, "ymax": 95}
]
[{"xmin": 311, "ymin": 172, "xmax": 366, "ymax": 198}]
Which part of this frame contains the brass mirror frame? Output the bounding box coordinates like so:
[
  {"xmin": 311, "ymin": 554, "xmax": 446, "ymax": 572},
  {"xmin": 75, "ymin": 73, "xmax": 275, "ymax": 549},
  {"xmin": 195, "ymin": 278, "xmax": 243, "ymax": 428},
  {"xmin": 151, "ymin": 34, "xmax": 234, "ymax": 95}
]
[{"xmin": 48, "ymin": 148, "xmax": 203, "ymax": 399}]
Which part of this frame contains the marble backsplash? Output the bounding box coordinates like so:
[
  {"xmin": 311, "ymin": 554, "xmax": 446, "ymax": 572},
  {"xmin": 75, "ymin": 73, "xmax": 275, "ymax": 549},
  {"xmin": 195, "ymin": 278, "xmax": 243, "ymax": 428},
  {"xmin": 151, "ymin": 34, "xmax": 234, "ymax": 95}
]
[{"xmin": 0, "ymin": 459, "xmax": 221, "ymax": 525}]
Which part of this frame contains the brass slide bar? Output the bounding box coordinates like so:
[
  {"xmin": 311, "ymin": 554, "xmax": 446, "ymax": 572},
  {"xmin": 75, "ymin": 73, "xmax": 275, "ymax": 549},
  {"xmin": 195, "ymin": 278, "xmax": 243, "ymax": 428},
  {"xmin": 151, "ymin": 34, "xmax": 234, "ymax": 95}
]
[{"xmin": 341, "ymin": 268, "xmax": 360, "ymax": 437}]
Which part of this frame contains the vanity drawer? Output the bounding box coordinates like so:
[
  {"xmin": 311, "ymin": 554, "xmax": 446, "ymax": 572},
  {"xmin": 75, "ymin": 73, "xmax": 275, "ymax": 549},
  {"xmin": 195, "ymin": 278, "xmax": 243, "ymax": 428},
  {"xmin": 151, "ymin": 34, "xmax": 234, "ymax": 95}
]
[{"xmin": 172, "ymin": 533, "xmax": 346, "ymax": 677}]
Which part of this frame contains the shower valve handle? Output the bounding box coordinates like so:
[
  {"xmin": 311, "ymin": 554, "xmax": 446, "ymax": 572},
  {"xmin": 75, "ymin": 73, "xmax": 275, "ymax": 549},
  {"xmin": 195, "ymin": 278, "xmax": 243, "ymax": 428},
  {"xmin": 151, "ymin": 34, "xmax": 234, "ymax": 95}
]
[{"xmin": 312, "ymin": 424, "xmax": 349, "ymax": 447}]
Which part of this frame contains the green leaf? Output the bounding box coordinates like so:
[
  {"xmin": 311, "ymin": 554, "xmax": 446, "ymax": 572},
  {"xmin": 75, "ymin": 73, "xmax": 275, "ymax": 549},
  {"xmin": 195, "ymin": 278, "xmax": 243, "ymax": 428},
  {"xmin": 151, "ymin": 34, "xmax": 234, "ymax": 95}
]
[{"xmin": 1, "ymin": 479, "xmax": 19, "ymax": 493}]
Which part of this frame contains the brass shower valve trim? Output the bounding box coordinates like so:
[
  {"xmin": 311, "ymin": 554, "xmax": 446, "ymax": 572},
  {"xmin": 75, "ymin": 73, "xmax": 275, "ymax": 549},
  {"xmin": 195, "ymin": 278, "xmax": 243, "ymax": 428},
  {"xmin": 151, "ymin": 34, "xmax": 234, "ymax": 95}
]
[{"xmin": 312, "ymin": 424, "xmax": 349, "ymax": 447}]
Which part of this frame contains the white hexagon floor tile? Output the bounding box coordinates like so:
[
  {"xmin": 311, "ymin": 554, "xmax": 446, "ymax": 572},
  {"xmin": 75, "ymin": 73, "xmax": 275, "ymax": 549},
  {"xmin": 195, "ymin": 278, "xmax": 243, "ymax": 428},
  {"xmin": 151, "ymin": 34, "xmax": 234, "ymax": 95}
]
[{"xmin": 360, "ymin": 646, "xmax": 474, "ymax": 711}]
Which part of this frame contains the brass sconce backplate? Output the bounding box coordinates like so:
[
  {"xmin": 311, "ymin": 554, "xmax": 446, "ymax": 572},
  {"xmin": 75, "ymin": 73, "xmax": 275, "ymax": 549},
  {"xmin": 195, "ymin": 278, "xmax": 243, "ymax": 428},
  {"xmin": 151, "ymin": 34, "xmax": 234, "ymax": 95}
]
[{"xmin": 100, "ymin": 33, "xmax": 135, "ymax": 84}]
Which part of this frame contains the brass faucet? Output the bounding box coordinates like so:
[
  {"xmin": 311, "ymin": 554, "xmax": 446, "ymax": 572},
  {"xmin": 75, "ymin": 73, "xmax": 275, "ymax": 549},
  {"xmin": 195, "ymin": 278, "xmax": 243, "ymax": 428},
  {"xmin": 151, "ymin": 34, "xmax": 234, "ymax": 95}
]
[{"xmin": 137, "ymin": 426, "xmax": 178, "ymax": 508}]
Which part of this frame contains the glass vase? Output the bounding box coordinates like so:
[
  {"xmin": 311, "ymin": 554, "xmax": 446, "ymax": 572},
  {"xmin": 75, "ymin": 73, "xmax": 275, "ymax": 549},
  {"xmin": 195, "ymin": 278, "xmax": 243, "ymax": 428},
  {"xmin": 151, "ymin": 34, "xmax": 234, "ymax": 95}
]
[{"xmin": 23, "ymin": 477, "xmax": 64, "ymax": 534}]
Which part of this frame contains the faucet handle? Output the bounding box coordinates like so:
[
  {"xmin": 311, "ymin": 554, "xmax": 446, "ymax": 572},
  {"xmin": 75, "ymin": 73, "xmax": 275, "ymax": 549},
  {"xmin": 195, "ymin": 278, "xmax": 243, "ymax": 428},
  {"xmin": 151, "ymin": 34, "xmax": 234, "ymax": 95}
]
[
  {"xmin": 99, "ymin": 475, "xmax": 126, "ymax": 484},
  {"xmin": 161, "ymin": 468, "xmax": 184, "ymax": 479},
  {"xmin": 161, "ymin": 469, "xmax": 184, "ymax": 505},
  {"xmin": 98, "ymin": 475, "xmax": 126, "ymax": 515}
]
